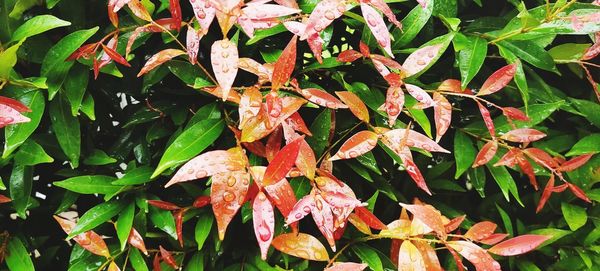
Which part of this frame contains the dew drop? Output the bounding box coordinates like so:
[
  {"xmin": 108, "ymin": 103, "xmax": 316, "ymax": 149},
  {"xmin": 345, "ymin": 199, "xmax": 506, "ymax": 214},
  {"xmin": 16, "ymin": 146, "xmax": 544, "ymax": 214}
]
[
  {"xmin": 367, "ymin": 15, "xmax": 378, "ymax": 27},
  {"xmin": 324, "ymin": 11, "xmax": 335, "ymax": 20},
  {"xmin": 258, "ymin": 222, "xmax": 272, "ymax": 242},
  {"xmin": 302, "ymin": 206, "xmax": 311, "ymax": 214},
  {"xmin": 187, "ymin": 168, "xmax": 195, "ymax": 175},
  {"xmin": 223, "ymin": 191, "xmax": 236, "ymax": 202},
  {"xmin": 222, "ymin": 65, "xmax": 230, "ymax": 73},
  {"xmin": 227, "ymin": 176, "xmax": 237, "ymax": 186},
  {"xmin": 417, "ymin": 60, "xmax": 426, "ymax": 65},
  {"xmin": 221, "ymin": 51, "xmax": 229, "ymax": 58},
  {"xmin": 195, "ymin": 170, "xmax": 207, "ymax": 178}
]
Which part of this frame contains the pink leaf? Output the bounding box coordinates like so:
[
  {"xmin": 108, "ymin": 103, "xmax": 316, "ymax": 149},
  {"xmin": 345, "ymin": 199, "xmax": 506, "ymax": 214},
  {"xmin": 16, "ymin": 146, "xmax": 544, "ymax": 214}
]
[
  {"xmin": 447, "ymin": 241, "xmax": 501, "ymax": 271},
  {"xmin": 165, "ymin": 148, "xmax": 247, "ymax": 187},
  {"xmin": 383, "ymin": 128, "xmax": 450, "ymax": 153},
  {"xmin": 302, "ymin": 0, "xmax": 345, "ymax": 40},
  {"xmin": 211, "ymin": 39, "xmax": 239, "ymax": 100},
  {"xmin": 238, "ymin": 58, "xmax": 272, "ymax": 83},
  {"xmin": 405, "ymin": 84, "xmax": 434, "ymax": 109},
  {"xmin": 253, "ymin": 192, "xmax": 275, "ymax": 260},
  {"xmin": 402, "ymin": 44, "xmax": 442, "ymax": 77},
  {"xmin": 472, "ymin": 140, "xmax": 498, "ymax": 167},
  {"xmin": 312, "ymin": 194, "xmax": 337, "ymax": 251},
  {"xmin": 371, "ymin": 58, "xmax": 391, "ymax": 77},
  {"xmin": 400, "ymin": 202, "xmax": 446, "ymax": 238},
  {"xmin": 285, "ymin": 194, "xmax": 314, "ymax": 225},
  {"xmin": 300, "ymin": 88, "xmax": 348, "ymax": 109},
  {"xmin": 137, "ymin": 49, "xmax": 186, "ymax": 77},
  {"xmin": 242, "ymin": 4, "xmax": 300, "ymax": 19},
  {"xmin": 398, "ymin": 148, "xmax": 431, "ymax": 195},
  {"xmin": 433, "ymin": 92, "xmax": 452, "ymax": 142},
  {"xmin": 264, "ymin": 177, "xmax": 298, "ymax": 222},
  {"xmin": 330, "ymin": 131, "xmax": 379, "ymax": 161},
  {"xmin": 381, "ymin": 86, "xmax": 404, "ymax": 126},
  {"xmin": 186, "ymin": 26, "xmax": 203, "ymax": 65},
  {"xmin": 324, "ymin": 262, "xmax": 368, "ymax": 271},
  {"xmin": 464, "ymin": 221, "xmax": 497, "ymax": 241},
  {"xmin": 488, "ymin": 235, "xmax": 551, "ymax": 256},
  {"xmin": 364, "ymin": 0, "xmax": 402, "ymax": 28},
  {"xmin": 476, "ymin": 101, "xmax": 496, "ymax": 137},
  {"xmin": 0, "ymin": 104, "xmax": 30, "ymax": 128},
  {"xmin": 500, "ymin": 128, "xmax": 546, "ymax": 143},
  {"xmin": 360, "ymin": 3, "xmax": 393, "ymax": 57},
  {"xmin": 189, "ymin": 0, "xmax": 216, "ymax": 34},
  {"xmin": 478, "ymin": 63, "xmax": 517, "ymax": 96},
  {"xmin": 370, "ymin": 54, "xmax": 402, "ymax": 70}
]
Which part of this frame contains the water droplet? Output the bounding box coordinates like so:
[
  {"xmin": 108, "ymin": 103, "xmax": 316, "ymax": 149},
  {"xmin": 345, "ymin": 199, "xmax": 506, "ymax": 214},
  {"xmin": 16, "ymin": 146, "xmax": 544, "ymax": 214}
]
[
  {"xmin": 195, "ymin": 170, "xmax": 207, "ymax": 178},
  {"xmin": 221, "ymin": 51, "xmax": 229, "ymax": 58},
  {"xmin": 324, "ymin": 11, "xmax": 335, "ymax": 20},
  {"xmin": 198, "ymin": 11, "xmax": 206, "ymax": 19},
  {"xmin": 367, "ymin": 15, "xmax": 378, "ymax": 27},
  {"xmin": 223, "ymin": 191, "xmax": 236, "ymax": 202},
  {"xmin": 227, "ymin": 176, "xmax": 237, "ymax": 186},
  {"xmin": 337, "ymin": 4, "xmax": 345, "ymax": 12},
  {"xmin": 417, "ymin": 60, "xmax": 426, "ymax": 65},
  {"xmin": 187, "ymin": 168, "xmax": 195, "ymax": 175},
  {"xmin": 258, "ymin": 192, "xmax": 267, "ymax": 201},
  {"xmin": 221, "ymin": 41, "xmax": 230, "ymax": 49},
  {"xmin": 303, "ymin": 206, "xmax": 311, "ymax": 214},
  {"xmin": 258, "ymin": 221, "xmax": 271, "ymax": 241},
  {"xmin": 222, "ymin": 65, "xmax": 230, "ymax": 73}
]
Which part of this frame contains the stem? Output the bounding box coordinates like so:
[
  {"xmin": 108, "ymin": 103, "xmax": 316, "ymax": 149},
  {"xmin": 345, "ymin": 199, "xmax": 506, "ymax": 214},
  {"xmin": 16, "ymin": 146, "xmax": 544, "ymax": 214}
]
[{"xmin": 317, "ymin": 121, "xmax": 363, "ymax": 164}]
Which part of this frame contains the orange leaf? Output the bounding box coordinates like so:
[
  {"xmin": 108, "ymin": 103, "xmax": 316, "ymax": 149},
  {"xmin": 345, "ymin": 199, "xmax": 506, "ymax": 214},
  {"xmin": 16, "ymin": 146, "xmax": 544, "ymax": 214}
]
[
  {"xmin": 285, "ymin": 112, "xmax": 312, "ymax": 136},
  {"xmin": 159, "ymin": 246, "xmax": 179, "ymax": 269},
  {"xmin": 494, "ymin": 148, "xmax": 520, "ymax": 167},
  {"xmin": 128, "ymin": 228, "xmax": 148, "ymax": 255},
  {"xmin": 398, "ymin": 241, "xmax": 426, "ymax": 270},
  {"xmin": 500, "ymin": 128, "xmax": 546, "ymax": 143},
  {"xmin": 347, "ymin": 213, "xmax": 372, "ymax": 235},
  {"xmin": 241, "ymin": 96, "xmax": 306, "ymax": 142},
  {"xmin": 354, "ymin": 206, "xmax": 386, "ymax": 230},
  {"xmin": 536, "ymin": 175, "xmax": 555, "ymax": 213},
  {"xmin": 211, "ymin": 171, "xmax": 251, "ymax": 240},
  {"xmin": 558, "ymin": 154, "xmax": 594, "ymax": 172},
  {"xmin": 444, "ymin": 215, "xmax": 466, "ymax": 233},
  {"xmin": 413, "ymin": 240, "xmax": 443, "ymax": 271},
  {"xmin": 516, "ymin": 157, "xmax": 538, "ymax": 190},
  {"xmin": 502, "ymin": 107, "xmax": 529, "ymax": 121},
  {"xmin": 300, "ymin": 88, "xmax": 348, "ymax": 109},
  {"xmin": 147, "ymin": 200, "xmax": 180, "ymax": 211},
  {"xmin": 263, "ymin": 136, "xmax": 304, "ymax": 186},
  {"xmin": 488, "ymin": 235, "xmax": 551, "ymax": 256},
  {"xmin": 272, "ymin": 36, "xmax": 297, "ymax": 91},
  {"xmin": 296, "ymin": 139, "xmax": 317, "ymax": 179},
  {"xmin": 433, "ymin": 92, "xmax": 452, "ymax": 142},
  {"xmin": 325, "ymin": 262, "xmax": 368, "ymax": 271},
  {"xmin": 238, "ymin": 58, "xmax": 272, "ymax": 83},
  {"xmin": 400, "ymin": 203, "xmax": 446, "ymax": 239},
  {"xmin": 0, "ymin": 195, "xmax": 12, "ymax": 204},
  {"xmin": 127, "ymin": 0, "xmax": 152, "ymax": 21},
  {"xmin": 253, "ymin": 192, "xmax": 275, "ymax": 260},
  {"xmin": 330, "ymin": 131, "xmax": 378, "ymax": 161},
  {"xmin": 447, "ymin": 241, "xmax": 500, "ymax": 271},
  {"xmin": 361, "ymin": 3, "xmax": 392, "ymax": 57},
  {"xmin": 165, "ymin": 147, "xmax": 247, "ymax": 187},
  {"xmin": 137, "ymin": 49, "xmax": 185, "ymax": 77},
  {"xmin": 175, "ymin": 208, "xmax": 186, "ymax": 247},
  {"xmin": 107, "ymin": 261, "xmax": 120, "ymax": 271},
  {"xmin": 192, "ymin": 196, "xmax": 211, "ymax": 208},
  {"xmin": 265, "ymin": 126, "xmax": 283, "ymax": 162},
  {"xmin": 264, "ymin": 178, "xmax": 298, "ymax": 226},
  {"xmin": 211, "ymin": 39, "xmax": 239, "ymax": 100},
  {"xmin": 359, "ymin": 41, "xmax": 370, "ymax": 57},
  {"xmin": 464, "ymin": 221, "xmax": 497, "ymax": 241},
  {"xmin": 337, "ymin": 49, "xmax": 363, "ymax": 62},
  {"xmin": 568, "ymin": 183, "xmax": 591, "ymax": 203},
  {"xmin": 479, "ymin": 233, "xmax": 509, "ymax": 245},
  {"xmin": 54, "ymin": 216, "xmax": 110, "ymax": 258},
  {"xmin": 402, "ymin": 44, "xmax": 442, "ymax": 77},
  {"xmin": 476, "ymin": 101, "xmax": 496, "ymax": 137},
  {"xmin": 477, "ymin": 63, "xmax": 517, "ymax": 96},
  {"xmin": 336, "ymin": 91, "xmax": 369, "ymax": 122},
  {"xmin": 272, "ymin": 233, "xmax": 329, "ymax": 261},
  {"xmin": 437, "ymin": 79, "xmax": 472, "ymax": 94},
  {"xmin": 472, "ymin": 140, "xmax": 498, "ymax": 167},
  {"xmin": 239, "ymin": 86, "xmax": 263, "ymax": 129}
]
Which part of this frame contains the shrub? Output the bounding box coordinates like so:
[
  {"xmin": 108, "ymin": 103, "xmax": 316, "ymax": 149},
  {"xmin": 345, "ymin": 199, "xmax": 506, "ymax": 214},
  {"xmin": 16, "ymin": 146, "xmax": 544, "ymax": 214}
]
[{"xmin": 1, "ymin": 0, "xmax": 599, "ymax": 270}]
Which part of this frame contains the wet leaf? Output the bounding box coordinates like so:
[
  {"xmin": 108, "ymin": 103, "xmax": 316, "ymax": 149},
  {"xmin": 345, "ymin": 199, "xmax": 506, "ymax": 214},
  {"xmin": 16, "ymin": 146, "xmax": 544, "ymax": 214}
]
[
  {"xmin": 301, "ymin": 88, "xmax": 348, "ymax": 109},
  {"xmin": 336, "ymin": 91, "xmax": 369, "ymax": 122},
  {"xmin": 402, "ymin": 44, "xmax": 442, "ymax": 77},
  {"xmin": 500, "ymin": 128, "xmax": 546, "ymax": 143},
  {"xmin": 211, "ymin": 39, "xmax": 239, "ymax": 100},
  {"xmin": 464, "ymin": 221, "xmax": 497, "ymax": 241},
  {"xmin": 447, "ymin": 241, "xmax": 500, "ymax": 271},
  {"xmin": 253, "ymin": 192, "xmax": 275, "ymax": 260},
  {"xmin": 398, "ymin": 241, "xmax": 426, "ymax": 270},
  {"xmin": 137, "ymin": 49, "xmax": 186, "ymax": 76},
  {"xmin": 211, "ymin": 171, "xmax": 251, "ymax": 240},
  {"xmin": 477, "ymin": 63, "xmax": 517, "ymax": 96},
  {"xmin": 361, "ymin": 3, "xmax": 392, "ymax": 57},
  {"xmin": 272, "ymin": 36, "xmax": 297, "ymax": 91},
  {"xmin": 488, "ymin": 235, "xmax": 551, "ymax": 256},
  {"xmin": 330, "ymin": 131, "xmax": 378, "ymax": 161},
  {"xmin": 263, "ymin": 136, "xmax": 303, "ymax": 186},
  {"xmin": 272, "ymin": 233, "xmax": 329, "ymax": 261},
  {"xmin": 433, "ymin": 92, "xmax": 451, "ymax": 142}
]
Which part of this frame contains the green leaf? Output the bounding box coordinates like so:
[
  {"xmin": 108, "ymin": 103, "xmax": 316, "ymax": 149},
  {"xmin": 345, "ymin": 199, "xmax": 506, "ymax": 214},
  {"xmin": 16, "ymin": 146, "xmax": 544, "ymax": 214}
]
[
  {"xmin": 116, "ymin": 202, "xmax": 135, "ymax": 251},
  {"xmin": 351, "ymin": 244, "xmax": 383, "ymax": 271},
  {"xmin": 195, "ymin": 213, "xmax": 214, "ymax": 251},
  {"xmin": 9, "ymin": 0, "xmax": 39, "ymax": 19},
  {"xmin": 14, "ymin": 139, "xmax": 54, "ymax": 166},
  {"xmin": 496, "ymin": 40, "xmax": 557, "ymax": 73},
  {"xmin": 184, "ymin": 253, "xmax": 204, "ymax": 271},
  {"xmin": 5, "ymin": 237, "xmax": 35, "ymax": 271},
  {"xmin": 112, "ymin": 166, "xmax": 154, "ymax": 185},
  {"xmin": 168, "ymin": 60, "xmax": 210, "ymax": 86},
  {"xmin": 152, "ymin": 118, "xmax": 224, "ymax": 178},
  {"xmin": 566, "ymin": 134, "xmax": 600, "ymax": 156},
  {"xmin": 83, "ymin": 149, "xmax": 117, "ymax": 166},
  {"xmin": 548, "ymin": 43, "xmax": 590, "ymax": 62},
  {"xmin": 458, "ymin": 36, "xmax": 487, "ymax": 89},
  {"xmin": 49, "ymin": 93, "xmax": 80, "ymax": 168},
  {"xmin": 392, "ymin": 0, "xmax": 434, "ymax": 48},
  {"xmin": 10, "ymin": 15, "xmax": 70, "ymax": 42},
  {"xmin": 186, "ymin": 103, "xmax": 221, "ymax": 129},
  {"xmin": 68, "ymin": 200, "xmax": 127, "ymax": 238},
  {"xmin": 497, "ymin": 46, "xmax": 529, "ymax": 109},
  {"xmin": 454, "ymin": 130, "xmax": 477, "ymax": 179},
  {"xmin": 64, "ymin": 65, "xmax": 88, "ymax": 116},
  {"xmin": 561, "ymin": 202, "xmax": 587, "ymax": 231},
  {"xmin": 306, "ymin": 109, "xmax": 331, "ymax": 158},
  {"xmin": 486, "ymin": 160, "xmax": 523, "ymax": 206},
  {"xmin": 129, "ymin": 248, "xmax": 149, "ymax": 271},
  {"xmin": 3, "ymin": 89, "xmax": 46, "ymax": 158},
  {"xmin": 496, "ymin": 204, "xmax": 514, "ymax": 236},
  {"xmin": 246, "ymin": 24, "xmax": 287, "ymax": 45},
  {"xmin": 467, "ymin": 167, "xmax": 486, "ymax": 197},
  {"xmin": 9, "ymin": 164, "xmax": 33, "ymax": 219},
  {"xmin": 53, "ymin": 175, "xmax": 121, "ymax": 195},
  {"xmin": 41, "ymin": 27, "xmax": 98, "ymax": 99},
  {"xmin": 405, "ymin": 32, "xmax": 455, "ymax": 78},
  {"xmin": 529, "ymin": 228, "xmax": 572, "ymax": 248},
  {"xmin": 80, "ymin": 93, "xmax": 95, "ymax": 120},
  {"xmin": 571, "ymin": 98, "xmax": 600, "ymax": 129},
  {"xmin": 149, "ymin": 204, "xmax": 178, "ymax": 239},
  {"xmin": 0, "ymin": 39, "xmax": 25, "ymax": 79}
]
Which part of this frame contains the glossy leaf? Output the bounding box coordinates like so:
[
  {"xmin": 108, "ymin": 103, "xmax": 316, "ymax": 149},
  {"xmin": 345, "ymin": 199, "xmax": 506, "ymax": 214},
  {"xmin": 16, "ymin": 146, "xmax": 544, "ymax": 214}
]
[
  {"xmin": 68, "ymin": 200, "xmax": 126, "ymax": 238},
  {"xmin": 361, "ymin": 3, "xmax": 392, "ymax": 57},
  {"xmin": 336, "ymin": 91, "xmax": 369, "ymax": 122},
  {"xmin": 301, "ymin": 88, "xmax": 348, "ymax": 109},
  {"xmin": 464, "ymin": 221, "xmax": 497, "ymax": 241},
  {"xmin": 500, "ymin": 128, "xmax": 546, "ymax": 143},
  {"xmin": 433, "ymin": 92, "xmax": 451, "ymax": 142},
  {"xmin": 253, "ymin": 192, "xmax": 275, "ymax": 260},
  {"xmin": 54, "ymin": 215, "xmax": 111, "ymax": 258},
  {"xmin": 477, "ymin": 63, "xmax": 517, "ymax": 96},
  {"xmin": 271, "ymin": 36, "xmax": 297, "ymax": 91},
  {"xmin": 302, "ymin": 0, "xmax": 345, "ymax": 40},
  {"xmin": 447, "ymin": 241, "xmax": 500, "ymax": 271},
  {"xmin": 383, "ymin": 128, "xmax": 450, "ymax": 153},
  {"xmin": 398, "ymin": 241, "xmax": 426, "ymax": 270},
  {"xmin": 458, "ymin": 36, "xmax": 487, "ymax": 89},
  {"xmin": 137, "ymin": 49, "xmax": 186, "ymax": 77},
  {"xmin": 263, "ymin": 136, "xmax": 303, "ymax": 186},
  {"xmin": 272, "ymin": 233, "xmax": 329, "ymax": 261},
  {"xmin": 402, "ymin": 44, "xmax": 442, "ymax": 77},
  {"xmin": 400, "ymin": 203, "xmax": 446, "ymax": 239},
  {"xmin": 488, "ymin": 235, "xmax": 551, "ymax": 256},
  {"xmin": 210, "ymin": 39, "xmax": 238, "ymax": 100},
  {"xmin": 330, "ymin": 131, "xmax": 378, "ymax": 161},
  {"xmin": 211, "ymin": 171, "xmax": 251, "ymax": 240},
  {"xmin": 324, "ymin": 262, "xmax": 368, "ymax": 271}
]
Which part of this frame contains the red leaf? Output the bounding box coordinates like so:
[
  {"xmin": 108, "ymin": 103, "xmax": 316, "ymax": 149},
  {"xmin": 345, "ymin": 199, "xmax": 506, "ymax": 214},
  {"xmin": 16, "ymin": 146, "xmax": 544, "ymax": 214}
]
[
  {"xmin": 433, "ymin": 92, "xmax": 452, "ymax": 142},
  {"xmin": 338, "ymin": 50, "xmax": 362, "ymax": 63},
  {"xmin": 285, "ymin": 112, "xmax": 312, "ymax": 136},
  {"xmin": 524, "ymin": 148, "xmax": 559, "ymax": 169},
  {"xmin": 264, "ymin": 178, "xmax": 298, "ymax": 227},
  {"xmin": 253, "ymin": 192, "xmax": 275, "ymax": 260},
  {"xmin": 330, "ymin": 131, "xmax": 378, "ymax": 161},
  {"xmin": 446, "ymin": 244, "xmax": 465, "ymax": 271},
  {"xmin": 165, "ymin": 147, "xmax": 247, "ymax": 187},
  {"xmin": 241, "ymin": 96, "xmax": 306, "ymax": 142},
  {"xmin": 502, "ymin": 107, "xmax": 529, "ymax": 121},
  {"xmin": 311, "ymin": 194, "xmax": 337, "ymax": 250},
  {"xmin": 67, "ymin": 43, "xmax": 97, "ymax": 61},
  {"xmin": 272, "ymin": 233, "xmax": 329, "ymax": 261},
  {"xmin": 137, "ymin": 49, "xmax": 186, "ymax": 76},
  {"xmin": 127, "ymin": 228, "xmax": 148, "ymax": 255},
  {"xmin": 211, "ymin": 39, "xmax": 239, "ymax": 100},
  {"xmin": 0, "ymin": 95, "xmax": 31, "ymax": 114},
  {"xmin": 398, "ymin": 241, "xmax": 427, "ymax": 270},
  {"xmin": 147, "ymin": 200, "xmax": 180, "ymax": 211},
  {"xmin": 516, "ymin": 156, "xmax": 538, "ymax": 190},
  {"xmin": 472, "ymin": 140, "xmax": 498, "ymax": 167},
  {"xmin": 296, "ymin": 139, "xmax": 317, "ymax": 180},
  {"xmin": 302, "ymin": 0, "xmax": 345, "ymax": 40},
  {"xmin": 464, "ymin": 221, "xmax": 497, "ymax": 241},
  {"xmin": 263, "ymin": 136, "xmax": 304, "ymax": 186},
  {"xmin": 239, "ymin": 86, "xmax": 263, "ymax": 129},
  {"xmin": 324, "ymin": 262, "xmax": 368, "ymax": 271},
  {"xmin": 153, "ymin": 252, "xmax": 162, "ymax": 271},
  {"xmin": 359, "ymin": 41, "xmax": 370, "ymax": 57},
  {"xmin": 494, "ymin": 148, "xmax": 520, "ymax": 167},
  {"xmin": 488, "ymin": 235, "xmax": 551, "ymax": 256},
  {"xmin": 382, "ymin": 86, "xmax": 404, "ymax": 126},
  {"xmin": 159, "ymin": 246, "xmax": 179, "ymax": 269},
  {"xmin": 568, "ymin": 183, "xmax": 591, "ymax": 203},
  {"xmin": 405, "ymin": 84, "xmax": 435, "ymax": 109},
  {"xmin": 354, "ymin": 206, "xmax": 386, "ymax": 230},
  {"xmin": 536, "ymin": 175, "xmax": 555, "ymax": 213},
  {"xmin": 175, "ymin": 209, "xmax": 186, "ymax": 247},
  {"xmin": 265, "ymin": 126, "xmax": 283, "ymax": 162},
  {"xmin": 211, "ymin": 171, "xmax": 251, "ymax": 240},
  {"xmin": 558, "ymin": 154, "xmax": 594, "ymax": 172},
  {"xmin": 479, "ymin": 233, "xmax": 509, "ymax": 245},
  {"xmin": 300, "ymin": 88, "xmax": 348, "ymax": 109},
  {"xmin": 361, "ymin": 3, "xmax": 392, "ymax": 56},
  {"xmin": 169, "ymin": 0, "xmax": 182, "ymax": 29},
  {"xmin": 397, "ymin": 148, "xmax": 431, "ymax": 195},
  {"xmin": 192, "ymin": 196, "xmax": 211, "ymax": 208},
  {"xmin": 402, "ymin": 44, "xmax": 442, "ymax": 77},
  {"xmin": 437, "ymin": 79, "xmax": 473, "ymax": 94},
  {"xmin": 272, "ymin": 36, "xmax": 297, "ymax": 91},
  {"xmin": 477, "ymin": 63, "xmax": 517, "ymax": 96},
  {"xmin": 444, "ymin": 215, "xmax": 466, "ymax": 233},
  {"xmin": 500, "ymin": 128, "xmax": 546, "ymax": 143},
  {"xmin": 0, "ymin": 195, "xmax": 11, "ymax": 204},
  {"xmin": 186, "ymin": 26, "xmax": 203, "ymax": 65},
  {"xmin": 336, "ymin": 91, "xmax": 370, "ymax": 122},
  {"xmin": 476, "ymin": 101, "xmax": 496, "ymax": 137},
  {"xmin": 54, "ymin": 216, "xmax": 111, "ymax": 258},
  {"xmin": 447, "ymin": 241, "xmax": 500, "ymax": 271},
  {"xmin": 390, "ymin": 239, "xmax": 401, "ymax": 267},
  {"xmin": 413, "ymin": 241, "xmax": 443, "ymax": 271},
  {"xmin": 383, "ymin": 128, "xmax": 450, "ymax": 153},
  {"xmin": 400, "ymin": 203, "xmax": 446, "ymax": 239}
]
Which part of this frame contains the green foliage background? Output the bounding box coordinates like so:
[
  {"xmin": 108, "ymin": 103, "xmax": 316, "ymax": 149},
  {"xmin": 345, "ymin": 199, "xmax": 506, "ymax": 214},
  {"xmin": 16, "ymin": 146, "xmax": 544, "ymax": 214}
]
[{"xmin": 1, "ymin": 0, "xmax": 599, "ymax": 270}]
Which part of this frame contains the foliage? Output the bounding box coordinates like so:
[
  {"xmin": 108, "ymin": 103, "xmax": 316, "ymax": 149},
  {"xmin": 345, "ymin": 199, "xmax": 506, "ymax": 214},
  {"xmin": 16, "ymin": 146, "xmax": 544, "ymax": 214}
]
[{"xmin": 1, "ymin": 0, "xmax": 600, "ymax": 270}]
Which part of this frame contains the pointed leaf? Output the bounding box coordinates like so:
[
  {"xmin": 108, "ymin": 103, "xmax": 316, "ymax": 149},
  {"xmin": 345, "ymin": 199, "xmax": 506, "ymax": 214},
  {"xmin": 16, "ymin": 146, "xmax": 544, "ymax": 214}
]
[
  {"xmin": 361, "ymin": 3, "xmax": 392, "ymax": 57},
  {"xmin": 402, "ymin": 44, "xmax": 442, "ymax": 77},
  {"xmin": 536, "ymin": 175, "xmax": 555, "ymax": 213},
  {"xmin": 211, "ymin": 171, "xmax": 251, "ymax": 240},
  {"xmin": 405, "ymin": 84, "xmax": 434, "ymax": 109},
  {"xmin": 330, "ymin": 131, "xmax": 378, "ymax": 161},
  {"xmin": 447, "ymin": 241, "xmax": 500, "ymax": 271},
  {"xmin": 301, "ymin": 88, "xmax": 348, "ymax": 109},
  {"xmin": 433, "ymin": 92, "xmax": 452, "ymax": 142},
  {"xmin": 242, "ymin": 4, "xmax": 300, "ymax": 19},
  {"xmin": 476, "ymin": 101, "xmax": 496, "ymax": 137},
  {"xmin": 263, "ymin": 136, "xmax": 303, "ymax": 186},
  {"xmin": 302, "ymin": 0, "xmax": 345, "ymax": 40},
  {"xmin": 500, "ymin": 128, "xmax": 546, "ymax": 143},
  {"xmin": 189, "ymin": 0, "xmax": 216, "ymax": 33},
  {"xmin": 272, "ymin": 36, "xmax": 297, "ymax": 91},
  {"xmin": 253, "ymin": 192, "xmax": 275, "ymax": 260},
  {"xmin": 382, "ymin": 86, "xmax": 404, "ymax": 126},
  {"xmin": 472, "ymin": 140, "xmax": 498, "ymax": 167},
  {"xmin": 272, "ymin": 233, "xmax": 329, "ymax": 261},
  {"xmin": 398, "ymin": 241, "xmax": 426, "ymax": 270},
  {"xmin": 336, "ymin": 91, "xmax": 369, "ymax": 122},
  {"xmin": 324, "ymin": 262, "xmax": 368, "ymax": 271},
  {"xmin": 488, "ymin": 235, "xmax": 551, "ymax": 256},
  {"xmin": 264, "ymin": 178, "xmax": 297, "ymax": 224},
  {"xmin": 211, "ymin": 39, "xmax": 239, "ymax": 100},
  {"xmin": 400, "ymin": 203, "xmax": 446, "ymax": 239},
  {"xmin": 383, "ymin": 128, "xmax": 450, "ymax": 153},
  {"xmin": 354, "ymin": 206, "xmax": 386, "ymax": 230},
  {"xmin": 464, "ymin": 221, "xmax": 497, "ymax": 241},
  {"xmin": 137, "ymin": 49, "xmax": 186, "ymax": 76},
  {"xmin": 337, "ymin": 50, "xmax": 363, "ymax": 62},
  {"xmin": 54, "ymin": 215, "xmax": 111, "ymax": 258},
  {"xmin": 558, "ymin": 154, "xmax": 594, "ymax": 172}
]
